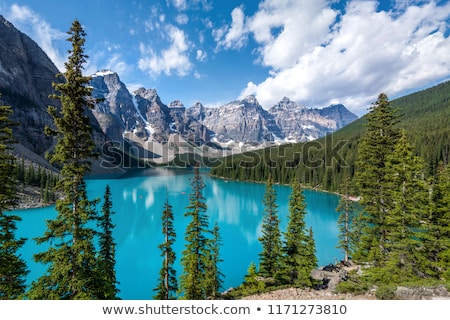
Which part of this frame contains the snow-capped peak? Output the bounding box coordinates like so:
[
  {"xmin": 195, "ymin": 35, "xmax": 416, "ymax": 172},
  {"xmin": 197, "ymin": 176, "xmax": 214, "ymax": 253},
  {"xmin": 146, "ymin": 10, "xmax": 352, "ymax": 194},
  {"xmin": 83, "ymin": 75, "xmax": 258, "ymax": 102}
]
[{"xmin": 92, "ymin": 69, "xmax": 115, "ymax": 77}]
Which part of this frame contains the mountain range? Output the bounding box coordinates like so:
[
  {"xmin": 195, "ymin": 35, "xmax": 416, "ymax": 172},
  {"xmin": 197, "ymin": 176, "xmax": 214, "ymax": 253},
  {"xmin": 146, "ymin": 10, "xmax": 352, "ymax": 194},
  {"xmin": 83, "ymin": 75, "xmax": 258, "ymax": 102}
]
[{"xmin": 0, "ymin": 15, "xmax": 357, "ymax": 169}]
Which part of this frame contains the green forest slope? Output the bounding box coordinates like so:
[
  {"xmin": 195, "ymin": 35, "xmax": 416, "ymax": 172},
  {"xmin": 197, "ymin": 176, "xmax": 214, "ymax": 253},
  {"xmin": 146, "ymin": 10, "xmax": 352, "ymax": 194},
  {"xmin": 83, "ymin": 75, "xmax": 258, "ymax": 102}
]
[{"xmin": 210, "ymin": 81, "xmax": 450, "ymax": 193}]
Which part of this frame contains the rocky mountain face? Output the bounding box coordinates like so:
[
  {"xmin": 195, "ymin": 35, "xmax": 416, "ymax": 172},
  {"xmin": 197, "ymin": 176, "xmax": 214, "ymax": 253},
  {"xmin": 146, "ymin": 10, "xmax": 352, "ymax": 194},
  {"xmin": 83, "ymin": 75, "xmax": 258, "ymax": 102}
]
[
  {"xmin": 89, "ymin": 71, "xmax": 357, "ymax": 150},
  {"xmin": 197, "ymin": 96, "xmax": 278, "ymax": 143},
  {"xmin": 0, "ymin": 15, "xmax": 58, "ymax": 155},
  {"xmin": 91, "ymin": 70, "xmax": 144, "ymax": 141}
]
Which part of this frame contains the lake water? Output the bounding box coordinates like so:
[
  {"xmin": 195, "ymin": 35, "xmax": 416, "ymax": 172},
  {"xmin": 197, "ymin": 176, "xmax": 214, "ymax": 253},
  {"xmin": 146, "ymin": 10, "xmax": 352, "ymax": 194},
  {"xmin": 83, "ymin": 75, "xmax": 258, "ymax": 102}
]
[{"xmin": 14, "ymin": 168, "xmax": 342, "ymax": 300}]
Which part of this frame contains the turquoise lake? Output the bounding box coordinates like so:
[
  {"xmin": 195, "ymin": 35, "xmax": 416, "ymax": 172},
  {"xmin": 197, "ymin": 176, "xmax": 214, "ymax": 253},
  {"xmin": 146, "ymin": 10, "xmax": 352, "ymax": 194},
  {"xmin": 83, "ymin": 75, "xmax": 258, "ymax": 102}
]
[{"xmin": 14, "ymin": 168, "xmax": 342, "ymax": 300}]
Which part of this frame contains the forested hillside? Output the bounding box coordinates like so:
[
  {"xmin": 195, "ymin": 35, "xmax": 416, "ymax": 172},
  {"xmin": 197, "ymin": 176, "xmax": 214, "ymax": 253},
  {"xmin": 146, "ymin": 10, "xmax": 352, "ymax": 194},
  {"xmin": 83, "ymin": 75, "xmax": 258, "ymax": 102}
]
[{"xmin": 210, "ymin": 81, "xmax": 450, "ymax": 193}]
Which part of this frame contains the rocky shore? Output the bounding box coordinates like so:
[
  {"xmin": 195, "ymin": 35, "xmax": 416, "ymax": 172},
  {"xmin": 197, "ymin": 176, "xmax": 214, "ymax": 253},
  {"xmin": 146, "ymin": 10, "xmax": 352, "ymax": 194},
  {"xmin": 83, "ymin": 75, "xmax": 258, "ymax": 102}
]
[
  {"xmin": 241, "ymin": 287, "xmax": 375, "ymax": 300},
  {"xmin": 240, "ymin": 260, "xmax": 449, "ymax": 300},
  {"xmin": 13, "ymin": 185, "xmax": 55, "ymax": 210},
  {"xmin": 241, "ymin": 285, "xmax": 450, "ymax": 300}
]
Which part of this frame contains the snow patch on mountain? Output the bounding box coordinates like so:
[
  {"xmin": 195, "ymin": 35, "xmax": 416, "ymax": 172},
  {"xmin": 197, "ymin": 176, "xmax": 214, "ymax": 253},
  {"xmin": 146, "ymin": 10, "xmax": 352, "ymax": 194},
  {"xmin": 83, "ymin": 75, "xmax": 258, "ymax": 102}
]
[{"xmin": 92, "ymin": 69, "xmax": 115, "ymax": 77}]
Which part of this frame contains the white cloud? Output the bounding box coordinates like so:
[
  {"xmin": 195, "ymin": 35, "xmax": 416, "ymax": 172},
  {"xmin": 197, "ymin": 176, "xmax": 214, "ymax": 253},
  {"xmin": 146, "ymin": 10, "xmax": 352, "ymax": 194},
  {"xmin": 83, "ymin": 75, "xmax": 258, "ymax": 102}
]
[
  {"xmin": 170, "ymin": 0, "xmax": 212, "ymax": 11},
  {"xmin": 175, "ymin": 13, "xmax": 189, "ymax": 25},
  {"xmin": 105, "ymin": 54, "xmax": 130, "ymax": 76},
  {"xmin": 248, "ymin": 0, "xmax": 337, "ymax": 70},
  {"xmin": 196, "ymin": 49, "xmax": 207, "ymax": 62},
  {"xmin": 84, "ymin": 40, "xmax": 130, "ymax": 78},
  {"xmin": 6, "ymin": 4, "xmax": 66, "ymax": 71},
  {"xmin": 171, "ymin": 0, "xmax": 188, "ymax": 11},
  {"xmin": 216, "ymin": 0, "xmax": 450, "ymax": 115},
  {"xmin": 144, "ymin": 5, "xmax": 164, "ymax": 32},
  {"xmin": 203, "ymin": 17, "xmax": 214, "ymax": 29},
  {"xmin": 138, "ymin": 25, "xmax": 193, "ymax": 77},
  {"xmin": 393, "ymin": 0, "xmax": 427, "ymax": 11},
  {"xmin": 212, "ymin": 25, "xmax": 227, "ymax": 43},
  {"xmin": 127, "ymin": 82, "xmax": 147, "ymax": 94},
  {"xmin": 214, "ymin": 6, "xmax": 248, "ymax": 50}
]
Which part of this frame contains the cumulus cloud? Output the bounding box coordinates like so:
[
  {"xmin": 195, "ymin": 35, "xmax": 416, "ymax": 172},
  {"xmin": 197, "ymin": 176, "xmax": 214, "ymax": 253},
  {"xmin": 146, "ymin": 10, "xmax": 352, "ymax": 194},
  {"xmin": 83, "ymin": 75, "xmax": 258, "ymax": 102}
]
[
  {"xmin": 104, "ymin": 54, "xmax": 130, "ymax": 76},
  {"xmin": 215, "ymin": 6, "xmax": 248, "ymax": 50},
  {"xmin": 196, "ymin": 49, "xmax": 207, "ymax": 62},
  {"xmin": 175, "ymin": 13, "xmax": 189, "ymax": 25},
  {"xmin": 171, "ymin": 0, "xmax": 188, "ymax": 11},
  {"xmin": 138, "ymin": 25, "xmax": 193, "ymax": 77},
  {"xmin": 215, "ymin": 0, "xmax": 450, "ymax": 115},
  {"xmin": 6, "ymin": 4, "xmax": 66, "ymax": 71}
]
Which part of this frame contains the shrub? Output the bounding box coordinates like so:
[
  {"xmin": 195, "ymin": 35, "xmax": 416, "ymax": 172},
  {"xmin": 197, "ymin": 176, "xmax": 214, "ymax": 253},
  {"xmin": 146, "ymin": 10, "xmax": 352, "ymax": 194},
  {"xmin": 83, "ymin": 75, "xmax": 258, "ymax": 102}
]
[
  {"xmin": 375, "ymin": 285, "xmax": 397, "ymax": 300},
  {"xmin": 334, "ymin": 280, "xmax": 369, "ymax": 295}
]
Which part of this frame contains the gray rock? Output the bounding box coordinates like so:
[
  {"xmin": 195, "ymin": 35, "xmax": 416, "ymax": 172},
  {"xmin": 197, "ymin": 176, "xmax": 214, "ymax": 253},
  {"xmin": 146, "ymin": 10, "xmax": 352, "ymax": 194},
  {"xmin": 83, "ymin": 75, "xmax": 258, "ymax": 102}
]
[
  {"xmin": 395, "ymin": 286, "xmax": 449, "ymax": 300},
  {"xmin": 0, "ymin": 15, "xmax": 58, "ymax": 155}
]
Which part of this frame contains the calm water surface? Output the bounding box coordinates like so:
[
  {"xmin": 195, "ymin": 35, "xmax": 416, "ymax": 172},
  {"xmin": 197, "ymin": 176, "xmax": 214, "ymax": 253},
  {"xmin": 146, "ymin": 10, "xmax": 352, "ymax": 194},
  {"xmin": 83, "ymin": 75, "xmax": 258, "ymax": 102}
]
[{"xmin": 14, "ymin": 168, "xmax": 342, "ymax": 299}]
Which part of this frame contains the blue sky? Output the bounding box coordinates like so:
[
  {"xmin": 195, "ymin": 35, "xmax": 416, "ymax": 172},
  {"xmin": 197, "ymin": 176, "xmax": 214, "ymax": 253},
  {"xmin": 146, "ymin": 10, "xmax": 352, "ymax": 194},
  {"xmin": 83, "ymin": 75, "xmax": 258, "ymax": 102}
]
[{"xmin": 1, "ymin": 0, "xmax": 450, "ymax": 115}]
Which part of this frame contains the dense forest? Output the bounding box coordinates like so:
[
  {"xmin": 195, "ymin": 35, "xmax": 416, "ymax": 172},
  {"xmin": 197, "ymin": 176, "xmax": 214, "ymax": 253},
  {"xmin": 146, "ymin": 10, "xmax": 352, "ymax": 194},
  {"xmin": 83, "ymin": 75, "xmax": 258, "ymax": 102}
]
[
  {"xmin": 14, "ymin": 156, "xmax": 59, "ymax": 204},
  {"xmin": 210, "ymin": 81, "xmax": 450, "ymax": 194}
]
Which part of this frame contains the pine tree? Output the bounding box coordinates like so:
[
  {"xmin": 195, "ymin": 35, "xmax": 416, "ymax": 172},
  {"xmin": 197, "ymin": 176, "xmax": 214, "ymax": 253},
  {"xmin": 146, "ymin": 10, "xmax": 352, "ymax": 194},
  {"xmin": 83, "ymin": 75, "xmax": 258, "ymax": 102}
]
[
  {"xmin": 377, "ymin": 130, "xmax": 431, "ymax": 283},
  {"xmin": 258, "ymin": 174, "xmax": 282, "ymax": 278},
  {"xmin": 278, "ymin": 180, "xmax": 315, "ymax": 287},
  {"xmin": 336, "ymin": 178, "xmax": 361, "ymax": 263},
  {"xmin": 205, "ymin": 223, "xmax": 224, "ymax": 299},
  {"xmin": 306, "ymin": 227, "xmax": 318, "ymax": 273},
  {"xmin": 429, "ymin": 163, "xmax": 450, "ymax": 280},
  {"xmin": 43, "ymin": 179, "xmax": 50, "ymax": 204},
  {"xmin": 154, "ymin": 195, "xmax": 177, "ymax": 300},
  {"xmin": 355, "ymin": 93, "xmax": 400, "ymax": 265},
  {"xmin": 97, "ymin": 185, "xmax": 119, "ymax": 299},
  {"xmin": 179, "ymin": 163, "xmax": 210, "ymax": 299},
  {"xmin": 16, "ymin": 155, "xmax": 24, "ymax": 183},
  {"xmin": 243, "ymin": 262, "xmax": 259, "ymax": 287},
  {"xmin": 27, "ymin": 20, "xmax": 101, "ymax": 299},
  {"xmin": 0, "ymin": 104, "xmax": 28, "ymax": 299},
  {"xmin": 241, "ymin": 262, "xmax": 264, "ymax": 294}
]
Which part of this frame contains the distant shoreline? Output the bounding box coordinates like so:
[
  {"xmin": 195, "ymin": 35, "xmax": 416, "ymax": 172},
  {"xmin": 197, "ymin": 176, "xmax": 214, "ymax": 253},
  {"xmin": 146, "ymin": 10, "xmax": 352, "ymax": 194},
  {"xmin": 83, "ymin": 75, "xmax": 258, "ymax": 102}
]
[{"xmin": 15, "ymin": 166, "xmax": 355, "ymax": 211}]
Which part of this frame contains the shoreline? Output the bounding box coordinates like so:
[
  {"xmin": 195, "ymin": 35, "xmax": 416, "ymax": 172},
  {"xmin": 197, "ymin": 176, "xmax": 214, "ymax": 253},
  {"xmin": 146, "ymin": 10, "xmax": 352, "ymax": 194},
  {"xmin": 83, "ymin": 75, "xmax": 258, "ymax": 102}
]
[
  {"xmin": 16, "ymin": 167, "xmax": 352, "ymax": 211},
  {"xmin": 12, "ymin": 184, "xmax": 56, "ymax": 211},
  {"xmin": 209, "ymin": 173, "xmax": 348, "ymax": 197}
]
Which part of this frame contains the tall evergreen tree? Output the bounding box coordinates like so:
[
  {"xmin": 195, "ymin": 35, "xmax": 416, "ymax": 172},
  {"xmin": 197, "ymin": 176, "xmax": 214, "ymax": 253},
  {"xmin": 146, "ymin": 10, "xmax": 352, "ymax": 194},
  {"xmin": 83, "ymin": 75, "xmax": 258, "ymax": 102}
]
[
  {"xmin": 239, "ymin": 261, "xmax": 266, "ymax": 295},
  {"xmin": 27, "ymin": 20, "xmax": 101, "ymax": 299},
  {"xmin": 242, "ymin": 262, "xmax": 259, "ymax": 290},
  {"xmin": 179, "ymin": 164, "xmax": 210, "ymax": 299},
  {"xmin": 258, "ymin": 174, "xmax": 282, "ymax": 278},
  {"xmin": 205, "ymin": 223, "xmax": 224, "ymax": 299},
  {"xmin": 429, "ymin": 163, "xmax": 450, "ymax": 280},
  {"xmin": 278, "ymin": 180, "xmax": 315, "ymax": 287},
  {"xmin": 306, "ymin": 227, "xmax": 318, "ymax": 274},
  {"xmin": 0, "ymin": 104, "xmax": 28, "ymax": 299},
  {"xmin": 154, "ymin": 195, "xmax": 177, "ymax": 300},
  {"xmin": 355, "ymin": 93, "xmax": 400, "ymax": 265},
  {"xmin": 43, "ymin": 179, "xmax": 50, "ymax": 204},
  {"xmin": 97, "ymin": 185, "xmax": 119, "ymax": 299},
  {"xmin": 336, "ymin": 178, "xmax": 361, "ymax": 263},
  {"xmin": 378, "ymin": 131, "xmax": 431, "ymax": 282}
]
